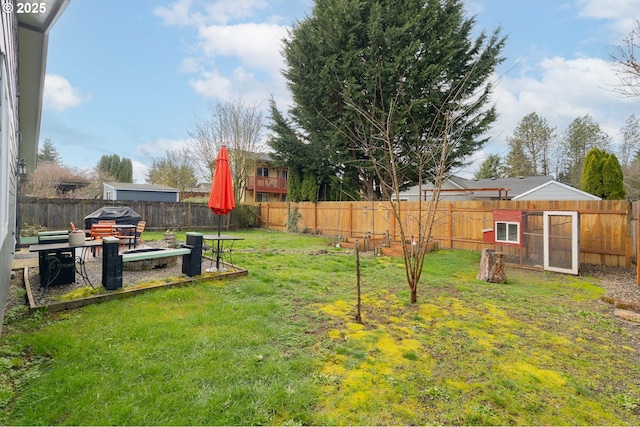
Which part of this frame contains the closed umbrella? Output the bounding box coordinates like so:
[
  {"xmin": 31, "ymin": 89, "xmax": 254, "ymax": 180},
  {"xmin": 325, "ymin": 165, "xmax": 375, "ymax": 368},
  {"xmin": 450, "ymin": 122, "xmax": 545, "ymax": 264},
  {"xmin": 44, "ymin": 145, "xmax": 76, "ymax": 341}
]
[{"xmin": 208, "ymin": 146, "xmax": 235, "ymax": 270}]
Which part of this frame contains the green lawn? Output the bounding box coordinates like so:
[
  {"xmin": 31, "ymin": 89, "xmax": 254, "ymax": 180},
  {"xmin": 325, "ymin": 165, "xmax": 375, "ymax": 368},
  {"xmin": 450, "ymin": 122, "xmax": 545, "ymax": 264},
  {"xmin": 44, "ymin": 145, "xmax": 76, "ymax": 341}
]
[{"xmin": 1, "ymin": 230, "xmax": 640, "ymax": 425}]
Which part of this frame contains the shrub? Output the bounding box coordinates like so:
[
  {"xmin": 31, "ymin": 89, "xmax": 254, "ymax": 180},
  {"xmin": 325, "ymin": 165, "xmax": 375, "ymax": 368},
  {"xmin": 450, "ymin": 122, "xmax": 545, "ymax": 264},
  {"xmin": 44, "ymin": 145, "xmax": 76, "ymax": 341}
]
[
  {"xmin": 234, "ymin": 204, "xmax": 258, "ymax": 229},
  {"xmin": 286, "ymin": 207, "xmax": 302, "ymax": 233},
  {"xmin": 20, "ymin": 223, "xmax": 47, "ymax": 237}
]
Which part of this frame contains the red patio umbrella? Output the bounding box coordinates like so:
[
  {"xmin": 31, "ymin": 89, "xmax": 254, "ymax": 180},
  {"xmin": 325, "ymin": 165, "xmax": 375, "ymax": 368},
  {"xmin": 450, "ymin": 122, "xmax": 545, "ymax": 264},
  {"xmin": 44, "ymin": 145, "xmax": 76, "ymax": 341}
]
[{"xmin": 208, "ymin": 146, "xmax": 235, "ymax": 270}]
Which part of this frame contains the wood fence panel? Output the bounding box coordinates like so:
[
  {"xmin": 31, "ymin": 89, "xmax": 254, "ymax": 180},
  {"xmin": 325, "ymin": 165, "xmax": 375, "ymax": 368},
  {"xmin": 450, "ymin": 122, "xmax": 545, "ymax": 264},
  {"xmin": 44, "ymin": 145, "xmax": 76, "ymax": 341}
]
[
  {"xmin": 20, "ymin": 197, "xmax": 632, "ymax": 267},
  {"xmin": 18, "ymin": 198, "xmax": 244, "ymax": 232},
  {"xmin": 255, "ymin": 199, "xmax": 633, "ymax": 268},
  {"xmin": 314, "ymin": 202, "xmax": 349, "ymax": 236}
]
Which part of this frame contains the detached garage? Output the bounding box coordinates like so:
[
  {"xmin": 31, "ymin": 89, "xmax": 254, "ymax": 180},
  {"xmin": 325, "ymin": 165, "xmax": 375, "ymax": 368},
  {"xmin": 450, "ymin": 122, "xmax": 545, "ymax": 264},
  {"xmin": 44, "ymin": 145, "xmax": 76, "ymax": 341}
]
[{"xmin": 103, "ymin": 182, "xmax": 179, "ymax": 202}]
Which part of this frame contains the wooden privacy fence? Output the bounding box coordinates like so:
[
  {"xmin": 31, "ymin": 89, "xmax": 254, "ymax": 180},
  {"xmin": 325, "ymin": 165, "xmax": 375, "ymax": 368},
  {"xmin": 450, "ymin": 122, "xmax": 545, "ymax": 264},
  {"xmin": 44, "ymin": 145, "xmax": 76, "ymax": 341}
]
[
  {"xmin": 18, "ymin": 197, "xmax": 636, "ymax": 269},
  {"xmin": 255, "ymin": 200, "xmax": 634, "ymax": 268},
  {"xmin": 19, "ymin": 198, "xmax": 239, "ymax": 232}
]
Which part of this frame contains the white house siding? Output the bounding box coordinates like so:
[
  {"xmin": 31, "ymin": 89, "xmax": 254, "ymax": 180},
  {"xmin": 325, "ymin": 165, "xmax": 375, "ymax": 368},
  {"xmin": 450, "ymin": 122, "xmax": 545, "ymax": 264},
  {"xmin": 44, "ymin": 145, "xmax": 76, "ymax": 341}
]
[
  {"xmin": 514, "ymin": 181, "xmax": 601, "ymax": 201},
  {"xmin": 0, "ymin": 11, "xmax": 21, "ymax": 333}
]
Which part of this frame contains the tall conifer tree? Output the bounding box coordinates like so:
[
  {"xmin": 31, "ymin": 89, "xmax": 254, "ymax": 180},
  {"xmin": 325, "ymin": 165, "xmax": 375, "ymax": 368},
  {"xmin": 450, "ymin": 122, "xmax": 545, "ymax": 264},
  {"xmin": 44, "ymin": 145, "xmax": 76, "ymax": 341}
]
[{"xmin": 280, "ymin": 0, "xmax": 505, "ymax": 200}]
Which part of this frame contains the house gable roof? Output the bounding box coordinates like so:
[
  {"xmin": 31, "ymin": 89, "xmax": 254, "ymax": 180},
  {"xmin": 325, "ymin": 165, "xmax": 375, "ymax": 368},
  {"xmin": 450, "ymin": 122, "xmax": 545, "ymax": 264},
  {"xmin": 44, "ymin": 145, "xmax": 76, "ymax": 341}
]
[
  {"xmin": 513, "ymin": 180, "xmax": 601, "ymax": 201},
  {"xmin": 398, "ymin": 175, "xmax": 599, "ymax": 201},
  {"xmin": 453, "ymin": 176, "xmax": 555, "ymax": 197}
]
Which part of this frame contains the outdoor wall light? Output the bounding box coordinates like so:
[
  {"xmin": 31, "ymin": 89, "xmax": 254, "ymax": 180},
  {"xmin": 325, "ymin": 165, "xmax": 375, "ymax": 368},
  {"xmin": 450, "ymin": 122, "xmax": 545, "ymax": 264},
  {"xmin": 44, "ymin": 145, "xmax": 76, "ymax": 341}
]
[{"xmin": 16, "ymin": 158, "xmax": 26, "ymax": 177}]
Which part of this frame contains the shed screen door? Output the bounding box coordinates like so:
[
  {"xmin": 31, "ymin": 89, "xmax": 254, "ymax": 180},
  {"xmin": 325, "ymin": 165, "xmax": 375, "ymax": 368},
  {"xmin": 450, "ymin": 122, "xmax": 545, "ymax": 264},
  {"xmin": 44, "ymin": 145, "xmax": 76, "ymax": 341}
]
[{"xmin": 543, "ymin": 211, "xmax": 579, "ymax": 275}]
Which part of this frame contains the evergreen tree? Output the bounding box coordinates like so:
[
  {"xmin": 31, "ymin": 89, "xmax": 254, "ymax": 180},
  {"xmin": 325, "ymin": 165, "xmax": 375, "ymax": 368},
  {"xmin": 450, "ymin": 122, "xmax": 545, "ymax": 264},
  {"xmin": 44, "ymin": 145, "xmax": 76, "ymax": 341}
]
[
  {"xmin": 474, "ymin": 154, "xmax": 502, "ymax": 179},
  {"xmin": 602, "ymin": 154, "xmax": 626, "ymax": 199},
  {"xmin": 286, "ymin": 169, "xmax": 302, "ymax": 202},
  {"xmin": 301, "ymin": 174, "xmax": 319, "ymax": 203},
  {"xmin": 581, "ymin": 148, "xmax": 605, "ymax": 197},
  {"xmin": 581, "ymin": 148, "xmax": 625, "ymax": 199},
  {"xmin": 38, "ymin": 138, "xmax": 61, "ymax": 164},
  {"xmin": 281, "ymin": 0, "xmax": 505, "ymax": 200},
  {"xmin": 505, "ymin": 112, "xmax": 554, "ymax": 176},
  {"xmin": 560, "ymin": 115, "xmax": 611, "ymax": 188},
  {"xmin": 97, "ymin": 154, "xmax": 133, "ymax": 183},
  {"xmin": 108, "ymin": 154, "xmax": 121, "ymax": 178},
  {"xmin": 266, "ymin": 98, "xmax": 339, "ymax": 201},
  {"xmin": 503, "ymin": 144, "xmax": 533, "ymax": 177}
]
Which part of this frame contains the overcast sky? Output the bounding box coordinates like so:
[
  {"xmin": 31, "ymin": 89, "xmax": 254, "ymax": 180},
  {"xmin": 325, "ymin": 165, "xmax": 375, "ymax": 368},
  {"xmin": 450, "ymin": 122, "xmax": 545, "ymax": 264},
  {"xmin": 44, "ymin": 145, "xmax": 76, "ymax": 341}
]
[{"xmin": 41, "ymin": 0, "xmax": 640, "ymax": 182}]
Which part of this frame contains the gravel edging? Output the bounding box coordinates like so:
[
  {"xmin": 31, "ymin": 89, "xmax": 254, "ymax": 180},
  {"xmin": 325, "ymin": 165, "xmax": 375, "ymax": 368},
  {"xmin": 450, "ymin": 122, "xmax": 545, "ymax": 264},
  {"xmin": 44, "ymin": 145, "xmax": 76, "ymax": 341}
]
[
  {"xmin": 23, "ymin": 240, "xmax": 246, "ymax": 310},
  {"xmin": 580, "ymin": 263, "xmax": 640, "ymax": 314}
]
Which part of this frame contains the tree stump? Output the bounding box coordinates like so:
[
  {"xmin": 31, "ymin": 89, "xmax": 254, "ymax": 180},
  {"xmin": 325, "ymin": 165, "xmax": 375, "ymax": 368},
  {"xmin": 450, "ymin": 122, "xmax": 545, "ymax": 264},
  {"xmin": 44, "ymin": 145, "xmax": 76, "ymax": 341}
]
[{"xmin": 477, "ymin": 248, "xmax": 507, "ymax": 283}]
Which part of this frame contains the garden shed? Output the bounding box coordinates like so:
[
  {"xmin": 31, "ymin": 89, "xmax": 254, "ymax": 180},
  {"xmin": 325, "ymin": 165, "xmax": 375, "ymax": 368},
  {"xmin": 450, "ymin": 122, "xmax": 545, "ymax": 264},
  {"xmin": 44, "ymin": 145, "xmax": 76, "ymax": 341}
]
[{"xmin": 103, "ymin": 182, "xmax": 179, "ymax": 202}]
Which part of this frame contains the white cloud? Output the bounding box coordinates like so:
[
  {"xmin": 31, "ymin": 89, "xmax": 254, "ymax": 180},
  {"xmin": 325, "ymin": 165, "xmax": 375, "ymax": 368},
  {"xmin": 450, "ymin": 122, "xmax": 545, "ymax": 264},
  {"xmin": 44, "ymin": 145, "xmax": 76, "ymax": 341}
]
[
  {"xmin": 577, "ymin": 0, "xmax": 640, "ymax": 35},
  {"xmin": 154, "ymin": 0, "xmax": 270, "ymax": 26},
  {"xmin": 155, "ymin": 1, "xmax": 293, "ymax": 107},
  {"xmin": 483, "ymin": 55, "xmax": 637, "ymax": 160},
  {"xmin": 153, "ymin": 0, "xmax": 194, "ymax": 26},
  {"xmin": 132, "ymin": 160, "xmax": 149, "ymax": 184},
  {"xmin": 136, "ymin": 138, "xmax": 191, "ymax": 157},
  {"xmin": 43, "ymin": 75, "xmax": 90, "ymax": 111},
  {"xmin": 202, "ymin": 0, "xmax": 269, "ymax": 25},
  {"xmin": 198, "ymin": 23, "xmax": 288, "ymax": 74},
  {"xmin": 189, "ymin": 69, "xmax": 235, "ymax": 99}
]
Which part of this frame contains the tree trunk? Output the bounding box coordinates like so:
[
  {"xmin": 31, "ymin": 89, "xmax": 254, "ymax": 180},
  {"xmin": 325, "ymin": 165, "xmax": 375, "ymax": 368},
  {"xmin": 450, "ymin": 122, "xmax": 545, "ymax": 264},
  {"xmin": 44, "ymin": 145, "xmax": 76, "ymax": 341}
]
[
  {"xmin": 410, "ymin": 286, "xmax": 417, "ymax": 304},
  {"xmin": 477, "ymin": 249, "xmax": 507, "ymax": 283}
]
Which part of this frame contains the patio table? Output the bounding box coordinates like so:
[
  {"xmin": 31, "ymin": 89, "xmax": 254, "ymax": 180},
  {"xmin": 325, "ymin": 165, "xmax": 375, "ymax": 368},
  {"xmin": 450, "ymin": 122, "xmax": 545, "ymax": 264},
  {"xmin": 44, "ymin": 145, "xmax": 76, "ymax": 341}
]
[
  {"xmin": 29, "ymin": 240, "xmax": 102, "ymax": 300},
  {"xmin": 202, "ymin": 234, "xmax": 244, "ymax": 271}
]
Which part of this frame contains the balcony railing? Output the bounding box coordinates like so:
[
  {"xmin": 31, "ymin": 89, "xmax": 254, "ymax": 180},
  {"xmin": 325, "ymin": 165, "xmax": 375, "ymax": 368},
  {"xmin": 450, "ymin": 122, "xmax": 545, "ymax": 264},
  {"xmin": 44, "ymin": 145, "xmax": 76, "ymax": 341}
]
[{"xmin": 246, "ymin": 176, "xmax": 288, "ymax": 193}]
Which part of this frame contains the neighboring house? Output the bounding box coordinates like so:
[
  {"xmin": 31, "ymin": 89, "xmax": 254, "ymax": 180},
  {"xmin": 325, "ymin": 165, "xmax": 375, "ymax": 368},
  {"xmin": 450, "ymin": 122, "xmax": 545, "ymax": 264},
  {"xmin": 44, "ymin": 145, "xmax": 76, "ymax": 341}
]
[
  {"xmin": 1, "ymin": 1, "xmax": 69, "ymax": 332},
  {"xmin": 103, "ymin": 182, "xmax": 180, "ymax": 202},
  {"xmin": 243, "ymin": 153, "xmax": 288, "ymax": 203},
  {"xmin": 180, "ymin": 183, "xmax": 210, "ymax": 201},
  {"xmin": 396, "ymin": 176, "xmax": 601, "ymax": 201}
]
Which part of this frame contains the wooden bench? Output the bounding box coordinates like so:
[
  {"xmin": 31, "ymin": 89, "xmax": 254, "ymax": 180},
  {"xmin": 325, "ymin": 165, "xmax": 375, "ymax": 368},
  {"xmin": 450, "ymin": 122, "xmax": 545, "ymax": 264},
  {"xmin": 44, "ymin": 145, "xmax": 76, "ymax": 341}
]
[
  {"xmin": 121, "ymin": 247, "xmax": 191, "ymax": 262},
  {"xmin": 101, "ymin": 233, "xmax": 204, "ymax": 291}
]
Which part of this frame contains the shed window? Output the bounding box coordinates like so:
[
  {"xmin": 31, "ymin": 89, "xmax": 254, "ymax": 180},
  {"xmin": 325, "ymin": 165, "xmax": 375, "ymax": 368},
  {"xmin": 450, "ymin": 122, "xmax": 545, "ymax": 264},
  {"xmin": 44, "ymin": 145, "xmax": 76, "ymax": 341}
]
[{"xmin": 495, "ymin": 221, "xmax": 519, "ymax": 244}]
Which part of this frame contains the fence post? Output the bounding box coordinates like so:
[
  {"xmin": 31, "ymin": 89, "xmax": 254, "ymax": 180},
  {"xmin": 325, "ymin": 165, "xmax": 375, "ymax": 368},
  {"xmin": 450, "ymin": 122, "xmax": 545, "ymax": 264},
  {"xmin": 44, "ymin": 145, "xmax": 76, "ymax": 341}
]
[
  {"xmin": 349, "ymin": 203, "xmax": 353, "ymax": 238},
  {"xmin": 187, "ymin": 203, "xmax": 192, "ymax": 231},
  {"xmin": 447, "ymin": 203, "xmax": 453, "ymax": 249},
  {"xmin": 637, "ymin": 218, "xmax": 639, "ymax": 286},
  {"xmin": 314, "ymin": 202, "xmax": 318, "ymax": 232},
  {"xmin": 266, "ymin": 203, "xmax": 270, "ymax": 229}
]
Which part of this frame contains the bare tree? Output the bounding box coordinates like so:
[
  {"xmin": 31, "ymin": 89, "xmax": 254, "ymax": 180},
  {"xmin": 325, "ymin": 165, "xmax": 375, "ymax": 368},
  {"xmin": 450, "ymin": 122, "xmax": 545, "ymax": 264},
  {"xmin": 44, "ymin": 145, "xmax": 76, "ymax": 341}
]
[
  {"xmin": 21, "ymin": 162, "xmax": 90, "ymax": 199},
  {"xmin": 146, "ymin": 148, "xmax": 198, "ymax": 192},
  {"xmin": 187, "ymin": 98, "xmax": 265, "ymax": 203},
  {"xmin": 618, "ymin": 114, "xmax": 640, "ymax": 168},
  {"xmin": 611, "ymin": 19, "xmax": 640, "ymax": 97},
  {"xmin": 342, "ymin": 74, "xmax": 484, "ymax": 303}
]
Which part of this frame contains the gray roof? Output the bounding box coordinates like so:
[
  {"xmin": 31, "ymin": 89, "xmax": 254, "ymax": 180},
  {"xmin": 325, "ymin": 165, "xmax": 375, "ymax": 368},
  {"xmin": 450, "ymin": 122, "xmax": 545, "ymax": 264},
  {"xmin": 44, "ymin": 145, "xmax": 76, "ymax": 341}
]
[
  {"xmin": 104, "ymin": 182, "xmax": 179, "ymax": 193},
  {"xmin": 448, "ymin": 176, "xmax": 555, "ymax": 197}
]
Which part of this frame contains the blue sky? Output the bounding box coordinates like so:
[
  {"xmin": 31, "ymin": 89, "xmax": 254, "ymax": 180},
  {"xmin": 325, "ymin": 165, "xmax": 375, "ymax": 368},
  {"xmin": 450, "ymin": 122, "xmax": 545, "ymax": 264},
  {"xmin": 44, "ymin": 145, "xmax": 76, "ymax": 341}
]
[{"xmin": 41, "ymin": 0, "xmax": 640, "ymax": 183}]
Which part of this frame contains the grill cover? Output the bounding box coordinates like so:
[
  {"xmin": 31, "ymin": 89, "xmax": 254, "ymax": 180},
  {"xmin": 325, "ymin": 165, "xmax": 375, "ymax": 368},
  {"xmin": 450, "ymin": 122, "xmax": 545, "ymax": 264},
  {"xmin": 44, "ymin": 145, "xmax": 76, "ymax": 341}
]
[{"xmin": 84, "ymin": 207, "xmax": 142, "ymax": 229}]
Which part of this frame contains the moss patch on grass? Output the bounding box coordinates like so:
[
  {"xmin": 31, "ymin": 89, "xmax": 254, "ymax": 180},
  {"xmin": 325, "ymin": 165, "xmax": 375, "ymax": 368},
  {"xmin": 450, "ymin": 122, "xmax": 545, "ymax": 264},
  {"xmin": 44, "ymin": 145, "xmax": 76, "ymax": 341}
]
[{"xmin": 2, "ymin": 234, "xmax": 639, "ymax": 425}]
